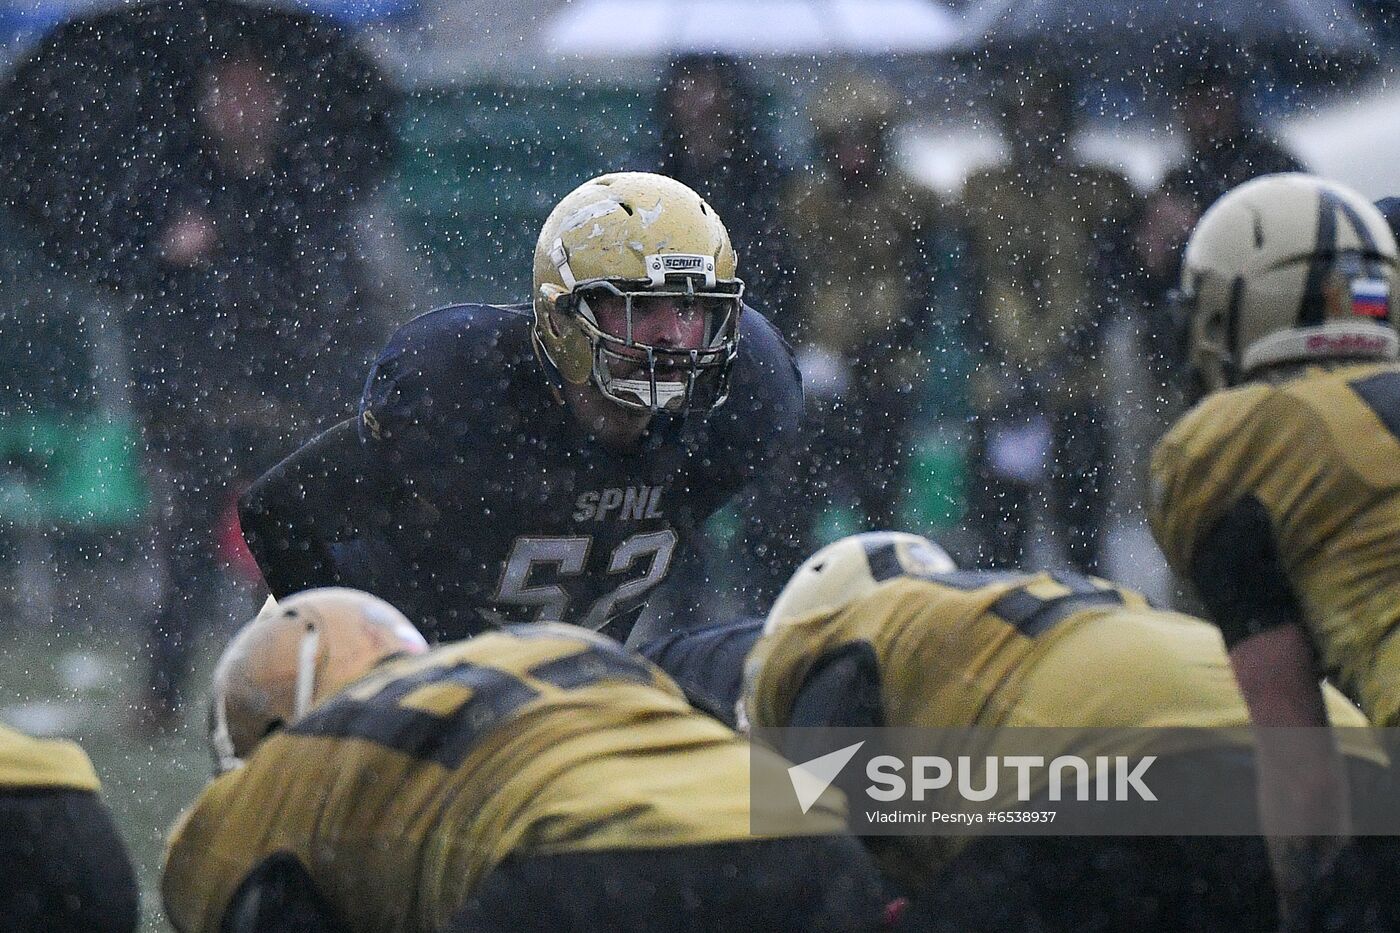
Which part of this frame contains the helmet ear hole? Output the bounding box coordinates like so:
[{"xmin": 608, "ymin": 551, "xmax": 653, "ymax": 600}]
[
  {"xmin": 543, "ymin": 308, "xmax": 564, "ymax": 339},
  {"xmin": 550, "ymin": 315, "xmax": 595, "ymax": 386}
]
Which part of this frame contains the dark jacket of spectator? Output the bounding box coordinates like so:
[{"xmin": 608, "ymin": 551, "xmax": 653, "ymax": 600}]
[
  {"xmin": 1133, "ymin": 60, "xmax": 1304, "ymax": 386},
  {"xmin": 654, "ymin": 54, "xmax": 793, "ymax": 322}
]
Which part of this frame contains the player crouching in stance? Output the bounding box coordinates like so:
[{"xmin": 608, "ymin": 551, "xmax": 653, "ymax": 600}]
[
  {"xmin": 0, "ymin": 725, "xmax": 140, "ymax": 933},
  {"xmin": 162, "ymin": 588, "xmax": 889, "ymax": 933},
  {"xmin": 739, "ymin": 532, "xmax": 1382, "ymax": 933},
  {"xmin": 239, "ymin": 171, "xmax": 803, "ymax": 644}
]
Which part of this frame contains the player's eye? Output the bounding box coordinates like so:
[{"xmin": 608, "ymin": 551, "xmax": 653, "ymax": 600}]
[
  {"xmin": 656, "ymin": 297, "xmax": 728, "ymax": 318},
  {"xmin": 630, "ymin": 297, "xmax": 692, "ymax": 320}
]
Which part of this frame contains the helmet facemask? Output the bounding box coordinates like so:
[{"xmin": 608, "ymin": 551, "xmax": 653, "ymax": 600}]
[{"xmin": 552, "ymin": 256, "xmax": 743, "ymax": 414}]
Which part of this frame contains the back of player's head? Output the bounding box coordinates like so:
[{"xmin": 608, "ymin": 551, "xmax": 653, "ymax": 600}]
[
  {"xmin": 208, "ymin": 588, "xmax": 428, "ymax": 773},
  {"xmin": 765, "ymin": 532, "xmax": 956, "ymax": 633},
  {"xmin": 531, "ymin": 171, "xmax": 743, "ymax": 415},
  {"xmin": 1180, "ymin": 173, "xmax": 1399, "ymax": 394}
]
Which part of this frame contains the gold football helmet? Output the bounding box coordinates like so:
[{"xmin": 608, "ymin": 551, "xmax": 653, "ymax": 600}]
[
  {"xmin": 532, "ymin": 172, "xmax": 743, "ymax": 414},
  {"xmin": 765, "ymin": 531, "xmax": 956, "ymax": 633},
  {"xmin": 1180, "ymin": 173, "xmax": 1399, "ymax": 394},
  {"xmin": 208, "ymin": 589, "xmax": 428, "ymax": 772}
]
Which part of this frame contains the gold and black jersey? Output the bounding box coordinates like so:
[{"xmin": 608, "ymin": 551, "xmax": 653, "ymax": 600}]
[
  {"xmin": 746, "ymin": 569, "xmax": 1301, "ymax": 737},
  {"xmin": 0, "ymin": 723, "xmax": 100, "ymax": 793},
  {"xmin": 744, "ymin": 568, "xmax": 1374, "ymax": 883},
  {"xmin": 1151, "ymin": 362, "xmax": 1400, "ymax": 726},
  {"xmin": 163, "ymin": 625, "xmax": 844, "ymax": 933}
]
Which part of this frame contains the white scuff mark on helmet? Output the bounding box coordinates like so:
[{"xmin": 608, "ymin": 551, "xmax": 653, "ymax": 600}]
[
  {"xmin": 293, "ymin": 624, "xmax": 321, "ymax": 720},
  {"xmin": 561, "ymin": 200, "xmax": 620, "ymax": 232},
  {"xmin": 638, "ymin": 198, "xmax": 664, "ymax": 227},
  {"xmin": 628, "ymin": 241, "xmax": 646, "ymax": 254},
  {"xmin": 589, "ymin": 222, "xmax": 605, "ymax": 238}
]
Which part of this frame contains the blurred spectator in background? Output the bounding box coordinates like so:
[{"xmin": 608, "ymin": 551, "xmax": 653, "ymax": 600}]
[
  {"xmin": 1162, "ymin": 58, "xmax": 1308, "ymax": 216},
  {"xmin": 130, "ymin": 50, "xmax": 395, "ymax": 727},
  {"xmin": 962, "ymin": 62, "xmax": 1136, "ymax": 574},
  {"xmin": 1134, "ymin": 57, "xmax": 1304, "ymax": 392},
  {"xmin": 0, "ymin": 1, "xmax": 401, "ymax": 727},
  {"xmin": 652, "ymin": 54, "xmax": 799, "ymax": 620},
  {"xmin": 132, "ymin": 50, "xmax": 385, "ymax": 426},
  {"xmin": 772, "ymin": 72, "xmax": 940, "ymax": 571},
  {"xmin": 655, "ymin": 54, "xmax": 793, "ymax": 317}
]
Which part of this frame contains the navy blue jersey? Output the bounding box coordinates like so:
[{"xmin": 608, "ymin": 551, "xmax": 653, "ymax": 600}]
[{"xmin": 240, "ymin": 302, "xmax": 801, "ymax": 642}]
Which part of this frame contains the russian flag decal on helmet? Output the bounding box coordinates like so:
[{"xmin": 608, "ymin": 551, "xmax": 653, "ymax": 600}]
[{"xmin": 1351, "ymin": 278, "xmax": 1391, "ymax": 320}]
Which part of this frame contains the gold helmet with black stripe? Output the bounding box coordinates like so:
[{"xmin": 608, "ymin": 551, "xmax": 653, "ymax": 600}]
[
  {"xmin": 1180, "ymin": 173, "xmax": 1399, "ymax": 395},
  {"xmin": 736, "ymin": 531, "xmax": 954, "ymax": 732},
  {"xmin": 531, "ymin": 172, "xmax": 743, "ymax": 414},
  {"xmin": 764, "ymin": 531, "xmax": 956, "ymax": 633}
]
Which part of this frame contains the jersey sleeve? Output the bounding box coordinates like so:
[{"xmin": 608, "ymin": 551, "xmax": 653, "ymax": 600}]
[
  {"xmin": 163, "ymin": 780, "xmax": 251, "ymax": 933},
  {"xmin": 239, "ymin": 418, "xmax": 400, "ymax": 598},
  {"xmin": 220, "ymin": 853, "xmax": 348, "ymax": 933},
  {"xmin": 0, "ymin": 725, "xmax": 101, "ymax": 792},
  {"xmin": 1149, "ymin": 386, "xmax": 1273, "ymax": 580},
  {"xmin": 359, "ymin": 308, "xmax": 480, "ymax": 457},
  {"xmin": 741, "ymin": 616, "xmax": 863, "ymax": 733},
  {"xmin": 1187, "ymin": 495, "xmax": 1306, "ymax": 646},
  {"xmin": 357, "ymin": 305, "xmax": 535, "ymax": 469},
  {"xmin": 1149, "ymin": 387, "xmax": 1313, "ymax": 645},
  {"xmin": 787, "ymin": 642, "xmax": 885, "ymax": 731}
]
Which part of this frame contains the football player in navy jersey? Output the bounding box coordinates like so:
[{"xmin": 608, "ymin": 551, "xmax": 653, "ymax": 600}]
[{"xmin": 240, "ymin": 172, "xmax": 803, "ymax": 642}]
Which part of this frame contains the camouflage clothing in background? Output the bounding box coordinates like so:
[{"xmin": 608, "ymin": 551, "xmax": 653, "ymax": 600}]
[
  {"xmin": 962, "ymin": 156, "xmax": 1137, "ymax": 573},
  {"xmin": 962, "ymin": 162, "xmax": 1136, "ymax": 416},
  {"xmin": 782, "ymin": 171, "xmax": 939, "ymax": 395},
  {"xmin": 769, "ymin": 73, "xmax": 942, "ymax": 567}
]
